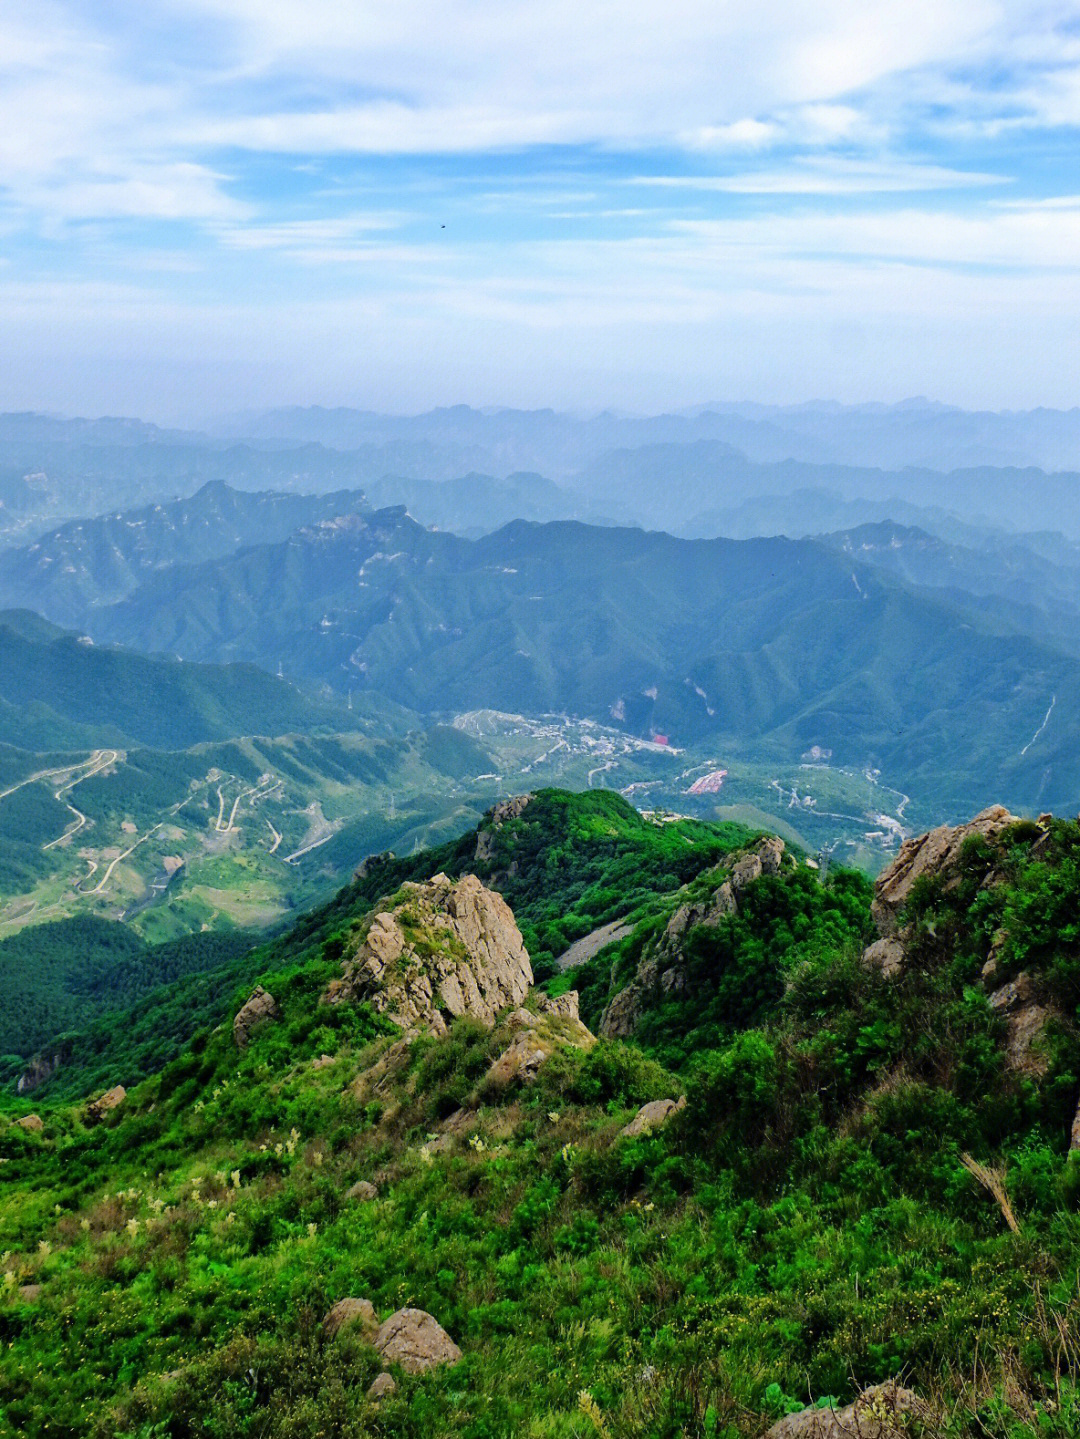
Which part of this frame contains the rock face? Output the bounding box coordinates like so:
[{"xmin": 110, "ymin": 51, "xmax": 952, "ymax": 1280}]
[
  {"xmin": 620, "ymin": 1097, "xmax": 685, "ymax": 1138},
  {"xmin": 325, "ymin": 873, "xmax": 533, "ymax": 1037},
  {"xmin": 600, "ymin": 837, "xmax": 786, "ymax": 1039},
  {"xmin": 233, "ymin": 986, "xmax": 280, "ymax": 1049},
  {"xmin": 85, "ymin": 1086, "xmax": 126, "ymax": 1125},
  {"xmin": 374, "ymin": 1308, "xmax": 462, "ymax": 1373},
  {"xmin": 764, "ymin": 1383, "xmax": 926, "ymax": 1439},
  {"xmin": 322, "ymin": 1297, "xmax": 378, "ymax": 1340},
  {"xmin": 17, "ymin": 1040, "xmax": 71, "ymax": 1095},
  {"xmin": 485, "ymin": 997, "xmax": 596, "ymax": 1088},
  {"xmin": 870, "ymin": 805, "xmax": 1018, "ymax": 937},
  {"xmin": 989, "ymin": 973, "xmax": 1054, "ymax": 1075}
]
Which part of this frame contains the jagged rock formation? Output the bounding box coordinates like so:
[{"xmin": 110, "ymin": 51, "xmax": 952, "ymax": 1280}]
[
  {"xmin": 85, "ymin": 1086, "xmax": 126, "ymax": 1126},
  {"xmin": 484, "ymin": 994, "xmax": 596, "ymax": 1088},
  {"xmin": 325, "ymin": 873, "xmax": 532, "ymax": 1036},
  {"xmin": 600, "ymin": 836, "xmax": 786, "ymax": 1039},
  {"xmin": 474, "ymin": 793, "xmax": 533, "ymax": 865},
  {"xmin": 373, "ymin": 1308, "xmax": 462, "ymax": 1373},
  {"xmin": 860, "ymin": 807, "xmax": 1066, "ymax": 1085},
  {"xmin": 764, "ymin": 1382, "xmax": 926, "ymax": 1438},
  {"xmin": 869, "ymin": 804, "xmax": 1019, "ymax": 937},
  {"xmin": 619, "ymin": 1096, "xmax": 686, "ymax": 1138},
  {"xmin": 233, "ymin": 986, "xmax": 280, "ymax": 1049}
]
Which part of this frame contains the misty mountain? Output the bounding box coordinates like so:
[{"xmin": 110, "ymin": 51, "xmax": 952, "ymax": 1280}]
[{"xmin": 82, "ymin": 508, "xmax": 1080, "ymax": 815}]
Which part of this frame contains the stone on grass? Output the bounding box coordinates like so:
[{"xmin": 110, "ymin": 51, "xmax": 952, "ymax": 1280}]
[{"xmin": 374, "ymin": 1308, "xmax": 462, "ymax": 1373}]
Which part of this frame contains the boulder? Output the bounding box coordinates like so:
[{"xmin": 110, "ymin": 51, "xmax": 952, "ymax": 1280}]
[
  {"xmin": 598, "ymin": 983, "xmax": 643, "ymax": 1040},
  {"xmin": 764, "ymin": 1383, "xmax": 927, "ymax": 1439},
  {"xmin": 367, "ymin": 1372, "xmax": 397, "ymax": 1400},
  {"xmin": 322, "ymin": 1297, "xmax": 378, "ymax": 1340},
  {"xmin": 374, "ymin": 1308, "xmax": 462, "ymax": 1373},
  {"xmin": 85, "ymin": 1086, "xmax": 126, "ymax": 1125},
  {"xmin": 861, "ymin": 936, "xmax": 905, "ymax": 980},
  {"xmin": 14, "ymin": 1114, "xmax": 43, "ymax": 1133},
  {"xmin": 346, "ymin": 1180, "xmax": 378, "ymax": 1202},
  {"xmin": 325, "ymin": 874, "xmax": 533, "ymax": 1036},
  {"xmin": 233, "ymin": 986, "xmax": 280, "ymax": 1049},
  {"xmin": 871, "ymin": 805, "xmax": 1017, "ymax": 935},
  {"xmin": 620, "ymin": 1097, "xmax": 686, "ymax": 1138}
]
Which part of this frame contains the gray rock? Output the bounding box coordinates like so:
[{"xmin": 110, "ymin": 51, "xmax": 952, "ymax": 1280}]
[
  {"xmin": 374, "ymin": 1308, "xmax": 462, "ymax": 1373},
  {"xmin": 764, "ymin": 1383, "xmax": 927, "ymax": 1438},
  {"xmin": 619, "ymin": 1097, "xmax": 686, "ymax": 1138},
  {"xmin": 232, "ymin": 986, "xmax": 280, "ymax": 1049},
  {"xmin": 367, "ymin": 1371, "xmax": 397, "ymax": 1400},
  {"xmin": 346, "ymin": 1180, "xmax": 378, "ymax": 1202},
  {"xmin": 322, "ymin": 1297, "xmax": 378, "ymax": 1340},
  {"xmin": 861, "ymin": 937, "xmax": 905, "ymax": 979}
]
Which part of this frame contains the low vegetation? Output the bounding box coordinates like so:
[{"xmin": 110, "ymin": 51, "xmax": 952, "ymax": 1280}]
[{"xmin": 2, "ymin": 793, "xmax": 1080, "ymax": 1437}]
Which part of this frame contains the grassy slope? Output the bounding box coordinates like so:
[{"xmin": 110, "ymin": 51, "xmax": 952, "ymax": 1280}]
[{"xmin": 2, "ymin": 798, "xmax": 1080, "ymax": 1437}]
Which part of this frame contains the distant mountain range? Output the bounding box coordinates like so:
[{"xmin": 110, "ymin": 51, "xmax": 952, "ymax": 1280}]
[{"xmin": 45, "ymin": 506, "xmax": 1072, "ymax": 816}]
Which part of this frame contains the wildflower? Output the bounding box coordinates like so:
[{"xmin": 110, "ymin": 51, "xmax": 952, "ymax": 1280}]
[
  {"xmin": 2, "ymin": 1271, "xmax": 16, "ymax": 1290},
  {"xmin": 80, "ymin": 1219, "xmax": 91, "ymax": 1232},
  {"xmin": 37, "ymin": 1241, "xmax": 51, "ymax": 1257},
  {"xmin": 418, "ymin": 1145, "xmax": 433, "ymax": 1165},
  {"xmin": 125, "ymin": 1219, "xmax": 139, "ymax": 1238},
  {"xmin": 212, "ymin": 1088, "xmax": 221, "ymax": 1100},
  {"xmin": 230, "ymin": 1170, "xmax": 241, "ymax": 1190},
  {"xmin": 547, "ymin": 1111, "xmax": 560, "ymax": 1123},
  {"xmin": 191, "ymin": 1177, "xmax": 203, "ymax": 1191},
  {"xmin": 150, "ymin": 1198, "xmax": 165, "ymax": 1214},
  {"xmin": 225, "ymin": 1212, "xmax": 236, "ymax": 1226},
  {"xmin": 643, "ymin": 1202, "xmax": 655, "ymax": 1213},
  {"xmin": 313, "ymin": 1151, "xmax": 324, "ymax": 1167},
  {"xmin": 193, "ymin": 1100, "xmax": 205, "ymax": 1112},
  {"xmin": 54, "ymin": 1204, "xmax": 62, "ymax": 1216},
  {"xmin": 289, "ymin": 1128, "xmax": 301, "ymax": 1145},
  {"xmin": 207, "ymin": 1200, "xmax": 218, "ymax": 1210},
  {"xmin": 468, "ymin": 1134, "xmax": 486, "ymax": 1152},
  {"xmin": 274, "ymin": 1143, "xmax": 284, "ymax": 1157},
  {"xmin": 560, "ymin": 1142, "xmax": 576, "ymax": 1163},
  {"xmin": 306, "ymin": 1222, "xmax": 317, "ymax": 1238}
]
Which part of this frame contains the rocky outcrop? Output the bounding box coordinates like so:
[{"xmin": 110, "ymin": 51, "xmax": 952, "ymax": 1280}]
[
  {"xmin": 322, "ymin": 1297, "xmax": 378, "ymax": 1340},
  {"xmin": 861, "ymin": 936, "xmax": 905, "ymax": 980},
  {"xmin": 85, "ymin": 1086, "xmax": 126, "ymax": 1125},
  {"xmin": 474, "ymin": 794, "xmax": 532, "ymax": 864},
  {"xmin": 484, "ymin": 999, "xmax": 596, "ymax": 1089},
  {"xmin": 870, "ymin": 805, "xmax": 1018, "ymax": 937},
  {"xmin": 600, "ymin": 837, "xmax": 786, "ymax": 1038},
  {"xmin": 764, "ymin": 1383, "xmax": 926, "ymax": 1438},
  {"xmin": 17, "ymin": 1040, "xmax": 71, "ymax": 1095},
  {"xmin": 233, "ymin": 986, "xmax": 280, "ymax": 1049},
  {"xmin": 325, "ymin": 874, "xmax": 532, "ymax": 1037},
  {"xmin": 620, "ymin": 1097, "xmax": 685, "ymax": 1138},
  {"xmin": 374, "ymin": 1308, "xmax": 462, "ymax": 1373},
  {"xmin": 14, "ymin": 1114, "xmax": 43, "ymax": 1133}
]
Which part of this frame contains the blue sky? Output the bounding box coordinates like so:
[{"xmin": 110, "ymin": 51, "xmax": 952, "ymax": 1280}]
[{"xmin": 1, "ymin": 1, "xmax": 1079, "ymax": 419}]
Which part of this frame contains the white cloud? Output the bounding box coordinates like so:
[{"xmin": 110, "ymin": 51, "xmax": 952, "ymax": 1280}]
[{"xmin": 633, "ymin": 160, "xmax": 1006, "ymax": 195}]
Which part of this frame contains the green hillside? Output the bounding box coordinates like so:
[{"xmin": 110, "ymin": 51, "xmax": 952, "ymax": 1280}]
[{"xmin": 3, "ymin": 792, "xmax": 1080, "ymax": 1436}]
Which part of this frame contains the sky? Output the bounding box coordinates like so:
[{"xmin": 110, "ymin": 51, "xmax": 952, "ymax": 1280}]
[{"xmin": 1, "ymin": 1, "xmax": 1079, "ymax": 421}]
